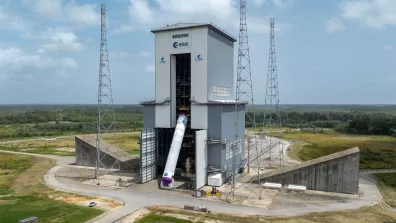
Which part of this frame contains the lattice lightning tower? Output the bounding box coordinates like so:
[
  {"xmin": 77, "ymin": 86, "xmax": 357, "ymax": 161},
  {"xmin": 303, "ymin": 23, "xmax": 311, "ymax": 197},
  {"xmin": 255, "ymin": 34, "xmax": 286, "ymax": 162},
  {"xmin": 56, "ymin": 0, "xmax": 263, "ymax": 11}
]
[
  {"xmin": 231, "ymin": 0, "xmax": 261, "ymax": 201},
  {"xmin": 95, "ymin": 3, "xmax": 120, "ymax": 184},
  {"xmin": 263, "ymin": 18, "xmax": 283, "ymax": 166}
]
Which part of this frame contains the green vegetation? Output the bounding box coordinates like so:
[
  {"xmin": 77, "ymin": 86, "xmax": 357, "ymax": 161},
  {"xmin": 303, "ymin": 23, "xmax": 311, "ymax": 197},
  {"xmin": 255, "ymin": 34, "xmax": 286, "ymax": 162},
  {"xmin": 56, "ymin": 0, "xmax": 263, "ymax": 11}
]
[
  {"xmin": 0, "ymin": 133, "xmax": 140, "ymax": 156},
  {"xmin": 0, "ymin": 154, "xmax": 32, "ymax": 195},
  {"xmin": 136, "ymin": 214, "xmax": 192, "ymax": 223},
  {"xmin": 147, "ymin": 205, "xmax": 396, "ymax": 223},
  {"xmin": 0, "ymin": 105, "xmax": 143, "ymax": 140},
  {"xmin": 0, "ymin": 137, "xmax": 76, "ymax": 156},
  {"xmin": 1, "ymin": 104, "xmax": 395, "ymax": 141},
  {"xmin": 0, "ymin": 195, "xmax": 103, "ymax": 223},
  {"xmin": 250, "ymin": 106, "xmax": 396, "ymax": 137},
  {"xmin": 0, "ymin": 153, "xmax": 103, "ymax": 223},
  {"xmin": 282, "ymin": 130, "xmax": 396, "ymax": 169},
  {"xmin": 103, "ymin": 134, "xmax": 140, "ymax": 155},
  {"xmin": 374, "ymin": 172, "xmax": 396, "ymax": 207}
]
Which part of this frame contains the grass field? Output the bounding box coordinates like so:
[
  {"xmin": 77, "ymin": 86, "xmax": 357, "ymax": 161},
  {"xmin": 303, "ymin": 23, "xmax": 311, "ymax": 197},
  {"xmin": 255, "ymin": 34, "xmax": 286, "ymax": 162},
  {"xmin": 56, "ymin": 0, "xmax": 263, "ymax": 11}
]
[
  {"xmin": 0, "ymin": 133, "xmax": 141, "ymax": 156},
  {"xmin": 282, "ymin": 130, "xmax": 396, "ymax": 169},
  {"xmin": 146, "ymin": 205, "xmax": 396, "ymax": 223},
  {"xmin": 0, "ymin": 137, "xmax": 76, "ymax": 156},
  {"xmin": 103, "ymin": 134, "xmax": 140, "ymax": 155},
  {"xmin": 136, "ymin": 214, "xmax": 192, "ymax": 223},
  {"xmin": 0, "ymin": 154, "xmax": 33, "ymax": 195},
  {"xmin": 374, "ymin": 172, "xmax": 396, "ymax": 207},
  {"xmin": 0, "ymin": 153, "xmax": 103, "ymax": 223}
]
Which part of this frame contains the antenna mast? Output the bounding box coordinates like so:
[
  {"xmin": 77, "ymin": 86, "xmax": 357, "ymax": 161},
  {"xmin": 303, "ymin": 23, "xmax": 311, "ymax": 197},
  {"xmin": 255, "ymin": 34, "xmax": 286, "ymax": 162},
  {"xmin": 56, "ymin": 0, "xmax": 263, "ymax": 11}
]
[
  {"xmin": 95, "ymin": 3, "xmax": 120, "ymax": 184},
  {"xmin": 231, "ymin": 0, "xmax": 261, "ymax": 201},
  {"xmin": 263, "ymin": 18, "xmax": 283, "ymax": 166}
]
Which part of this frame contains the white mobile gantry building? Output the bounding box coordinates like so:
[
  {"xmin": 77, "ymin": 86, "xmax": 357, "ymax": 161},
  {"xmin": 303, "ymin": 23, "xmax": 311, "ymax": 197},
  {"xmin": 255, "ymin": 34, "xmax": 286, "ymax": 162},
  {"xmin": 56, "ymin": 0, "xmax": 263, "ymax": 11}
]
[{"xmin": 140, "ymin": 22, "xmax": 247, "ymax": 190}]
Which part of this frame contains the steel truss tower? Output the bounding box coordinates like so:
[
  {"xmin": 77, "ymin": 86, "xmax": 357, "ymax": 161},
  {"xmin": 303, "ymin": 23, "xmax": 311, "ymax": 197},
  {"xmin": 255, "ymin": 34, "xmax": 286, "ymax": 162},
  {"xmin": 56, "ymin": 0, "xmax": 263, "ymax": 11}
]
[
  {"xmin": 231, "ymin": 0, "xmax": 262, "ymax": 201},
  {"xmin": 56, "ymin": 109, "xmax": 62, "ymax": 123},
  {"xmin": 95, "ymin": 3, "xmax": 120, "ymax": 184},
  {"xmin": 263, "ymin": 18, "xmax": 284, "ymax": 166}
]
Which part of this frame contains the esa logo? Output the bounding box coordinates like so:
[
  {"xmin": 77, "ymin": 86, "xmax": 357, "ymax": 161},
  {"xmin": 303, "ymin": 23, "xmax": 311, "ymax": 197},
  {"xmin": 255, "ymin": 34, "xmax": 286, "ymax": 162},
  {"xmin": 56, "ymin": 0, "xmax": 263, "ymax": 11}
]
[
  {"xmin": 159, "ymin": 57, "xmax": 166, "ymax": 63},
  {"xmin": 195, "ymin": 54, "xmax": 203, "ymax": 61},
  {"xmin": 173, "ymin": 42, "xmax": 188, "ymax": 48}
]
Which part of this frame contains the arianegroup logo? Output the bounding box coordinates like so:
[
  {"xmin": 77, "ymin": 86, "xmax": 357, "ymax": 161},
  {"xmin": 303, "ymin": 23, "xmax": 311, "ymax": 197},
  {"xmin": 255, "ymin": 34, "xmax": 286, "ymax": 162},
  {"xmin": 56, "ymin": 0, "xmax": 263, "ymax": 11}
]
[
  {"xmin": 195, "ymin": 54, "xmax": 203, "ymax": 61},
  {"xmin": 159, "ymin": 57, "xmax": 166, "ymax": 63}
]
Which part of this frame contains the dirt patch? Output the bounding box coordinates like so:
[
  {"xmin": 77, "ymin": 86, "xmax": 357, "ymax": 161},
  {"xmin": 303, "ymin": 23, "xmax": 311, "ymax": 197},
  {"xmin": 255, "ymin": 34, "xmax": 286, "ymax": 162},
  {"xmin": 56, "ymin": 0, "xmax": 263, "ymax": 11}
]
[
  {"xmin": 146, "ymin": 205, "xmax": 396, "ymax": 223},
  {"xmin": 11, "ymin": 157, "xmax": 55, "ymax": 195},
  {"xmin": 45, "ymin": 191, "xmax": 120, "ymax": 210},
  {"xmin": 56, "ymin": 148, "xmax": 75, "ymax": 152}
]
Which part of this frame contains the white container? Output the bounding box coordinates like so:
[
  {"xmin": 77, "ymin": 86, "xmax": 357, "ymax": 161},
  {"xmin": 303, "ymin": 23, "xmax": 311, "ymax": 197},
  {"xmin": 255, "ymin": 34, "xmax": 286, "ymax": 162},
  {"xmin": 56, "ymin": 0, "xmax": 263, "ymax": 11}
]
[
  {"xmin": 262, "ymin": 182, "xmax": 282, "ymax": 189},
  {"xmin": 286, "ymin": 184, "xmax": 306, "ymax": 192},
  {"xmin": 207, "ymin": 173, "xmax": 223, "ymax": 187}
]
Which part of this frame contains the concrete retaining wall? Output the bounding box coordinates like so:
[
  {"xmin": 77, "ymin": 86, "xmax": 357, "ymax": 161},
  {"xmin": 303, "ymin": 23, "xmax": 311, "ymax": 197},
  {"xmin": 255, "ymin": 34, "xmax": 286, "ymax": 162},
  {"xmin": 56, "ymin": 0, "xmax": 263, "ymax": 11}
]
[
  {"xmin": 75, "ymin": 136, "xmax": 139, "ymax": 172},
  {"xmin": 255, "ymin": 147, "xmax": 360, "ymax": 194}
]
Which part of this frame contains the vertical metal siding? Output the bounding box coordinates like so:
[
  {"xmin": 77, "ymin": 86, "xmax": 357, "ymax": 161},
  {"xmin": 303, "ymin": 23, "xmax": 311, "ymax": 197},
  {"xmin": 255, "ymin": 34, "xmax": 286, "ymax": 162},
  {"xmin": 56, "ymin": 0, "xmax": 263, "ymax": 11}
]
[
  {"xmin": 143, "ymin": 106, "xmax": 155, "ymax": 129},
  {"xmin": 191, "ymin": 104, "xmax": 208, "ymax": 129},
  {"xmin": 207, "ymin": 29, "xmax": 235, "ymax": 101},
  {"xmin": 170, "ymin": 55, "xmax": 177, "ymax": 127},
  {"xmin": 190, "ymin": 27, "xmax": 208, "ymax": 103},
  {"xmin": 155, "ymin": 32, "xmax": 171, "ymax": 127},
  {"xmin": 195, "ymin": 130, "xmax": 208, "ymax": 189},
  {"xmin": 140, "ymin": 129, "xmax": 157, "ymax": 183}
]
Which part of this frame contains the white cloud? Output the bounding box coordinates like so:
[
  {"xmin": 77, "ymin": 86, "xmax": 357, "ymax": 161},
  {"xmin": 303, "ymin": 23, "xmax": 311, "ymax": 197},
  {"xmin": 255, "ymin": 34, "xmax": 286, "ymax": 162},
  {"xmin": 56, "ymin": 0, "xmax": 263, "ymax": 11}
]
[
  {"xmin": 32, "ymin": 0, "xmax": 63, "ymax": 19},
  {"xmin": 271, "ymin": 0, "xmax": 285, "ymax": 8},
  {"xmin": 253, "ymin": 0, "xmax": 266, "ymax": 6},
  {"xmin": 0, "ymin": 6, "xmax": 29, "ymax": 31},
  {"xmin": 61, "ymin": 57, "xmax": 78, "ymax": 69},
  {"xmin": 325, "ymin": 17, "xmax": 345, "ymax": 33},
  {"xmin": 66, "ymin": 3, "xmax": 100, "ymax": 27},
  {"xmin": 339, "ymin": 0, "xmax": 396, "ymax": 28},
  {"xmin": 22, "ymin": 0, "xmax": 100, "ymax": 27},
  {"xmin": 120, "ymin": 0, "xmax": 290, "ymax": 34},
  {"xmin": 145, "ymin": 64, "xmax": 155, "ymax": 73},
  {"xmin": 39, "ymin": 29, "xmax": 83, "ymax": 53},
  {"xmin": 113, "ymin": 25, "xmax": 136, "ymax": 35},
  {"xmin": 0, "ymin": 47, "xmax": 78, "ymax": 78},
  {"xmin": 109, "ymin": 52, "xmax": 129, "ymax": 58},
  {"xmin": 129, "ymin": 0, "xmax": 154, "ymax": 25},
  {"xmin": 253, "ymin": 0, "xmax": 265, "ymax": 6},
  {"xmin": 140, "ymin": 51, "xmax": 153, "ymax": 58},
  {"xmin": 383, "ymin": 45, "xmax": 392, "ymax": 51}
]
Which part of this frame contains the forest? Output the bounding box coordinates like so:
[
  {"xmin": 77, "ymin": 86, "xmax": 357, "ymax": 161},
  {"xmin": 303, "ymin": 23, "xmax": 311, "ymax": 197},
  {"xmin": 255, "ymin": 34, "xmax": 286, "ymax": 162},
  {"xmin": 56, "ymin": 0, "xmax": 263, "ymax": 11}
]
[{"xmin": 0, "ymin": 104, "xmax": 395, "ymax": 139}]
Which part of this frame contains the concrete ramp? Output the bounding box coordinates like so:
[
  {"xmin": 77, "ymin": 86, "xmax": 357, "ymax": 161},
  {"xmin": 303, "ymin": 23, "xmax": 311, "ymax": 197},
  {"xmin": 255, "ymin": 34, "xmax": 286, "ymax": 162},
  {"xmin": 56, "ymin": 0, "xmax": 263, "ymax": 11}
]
[
  {"xmin": 75, "ymin": 135, "xmax": 139, "ymax": 172},
  {"xmin": 253, "ymin": 147, "xmax": 360, "ymax": 194}
]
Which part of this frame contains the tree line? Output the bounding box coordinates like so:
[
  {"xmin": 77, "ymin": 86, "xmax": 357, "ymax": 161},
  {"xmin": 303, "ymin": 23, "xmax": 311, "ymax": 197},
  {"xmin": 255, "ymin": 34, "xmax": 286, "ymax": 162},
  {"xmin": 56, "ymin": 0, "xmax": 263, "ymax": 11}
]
[
  {"xmin": 0, "ymin": 106, "xmax": 395, "ymax": 139},
  {"xmin": 248, "ymin": 111, "xmax": 396, "ymax": 137}
]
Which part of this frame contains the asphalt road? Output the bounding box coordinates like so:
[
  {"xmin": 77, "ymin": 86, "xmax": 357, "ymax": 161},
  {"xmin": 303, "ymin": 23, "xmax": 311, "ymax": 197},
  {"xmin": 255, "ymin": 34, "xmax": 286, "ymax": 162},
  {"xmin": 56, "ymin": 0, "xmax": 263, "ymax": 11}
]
[{"xmin": 0, "ymin": 136, "xmax": 394, "ymax": 222}]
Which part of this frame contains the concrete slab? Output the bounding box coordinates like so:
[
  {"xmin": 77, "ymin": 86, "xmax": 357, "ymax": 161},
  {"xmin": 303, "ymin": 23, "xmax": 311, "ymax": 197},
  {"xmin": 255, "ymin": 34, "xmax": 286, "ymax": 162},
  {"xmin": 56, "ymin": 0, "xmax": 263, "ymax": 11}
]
[{"xmin": 82, "ymin": 174, "xmax": 136, "ymax": 188}]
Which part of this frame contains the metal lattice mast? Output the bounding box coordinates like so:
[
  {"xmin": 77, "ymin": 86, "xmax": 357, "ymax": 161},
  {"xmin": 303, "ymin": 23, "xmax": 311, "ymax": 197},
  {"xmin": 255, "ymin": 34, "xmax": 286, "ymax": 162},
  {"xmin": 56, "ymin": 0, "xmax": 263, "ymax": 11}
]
[
  {"xmin": 56, "ymin": 109, "xmax": 62, "ymax": 123},
  {"xmin": 263, "ymin": 18, "xmax": 283, "ymax": 166},
  {"xmin": 231, "ymin": 0, "xmax": 261, "ymax": 201},
  {"xmin": 95, "ymin": 3, "xmax": 120, "ymax": 184}
]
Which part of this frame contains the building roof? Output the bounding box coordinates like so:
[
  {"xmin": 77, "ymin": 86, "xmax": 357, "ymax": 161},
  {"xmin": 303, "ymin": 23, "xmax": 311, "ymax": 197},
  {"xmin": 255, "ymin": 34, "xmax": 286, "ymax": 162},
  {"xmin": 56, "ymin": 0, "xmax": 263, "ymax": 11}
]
[
  {"xmin": 252, "ymin": 147, "xmax": 360, "ymax": 181},
  {"xmin": 151, "ymin": 22, "xmax": 237, "ymax": 42},
  {"xmin": 75, "ymin": 135, "xmax": 137, "ymax": 162}
]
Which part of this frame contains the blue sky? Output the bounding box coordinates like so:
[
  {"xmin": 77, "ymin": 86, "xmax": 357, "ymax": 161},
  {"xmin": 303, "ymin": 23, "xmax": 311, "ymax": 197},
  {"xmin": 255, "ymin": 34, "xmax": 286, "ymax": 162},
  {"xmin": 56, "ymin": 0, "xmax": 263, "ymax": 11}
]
[{"xmin": 0, "ymin": 0, "xmax": 395, "ymax": 104}]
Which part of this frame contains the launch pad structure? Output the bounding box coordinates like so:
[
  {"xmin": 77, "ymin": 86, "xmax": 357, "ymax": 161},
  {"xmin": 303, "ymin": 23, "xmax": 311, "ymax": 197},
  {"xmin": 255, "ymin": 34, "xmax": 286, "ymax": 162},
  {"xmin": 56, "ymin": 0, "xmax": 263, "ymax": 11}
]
[{"xmin": 140, "ymin": 22, "xmax": 246, "ymax": 190}]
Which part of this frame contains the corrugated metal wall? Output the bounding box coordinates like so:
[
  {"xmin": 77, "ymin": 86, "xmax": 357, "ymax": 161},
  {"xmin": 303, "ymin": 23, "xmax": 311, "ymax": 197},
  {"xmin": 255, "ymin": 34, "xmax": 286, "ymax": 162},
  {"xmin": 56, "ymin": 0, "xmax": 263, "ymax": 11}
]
[{"xmin": 207, "ymin": 28, "xmax": 235, "ymax": 101}]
